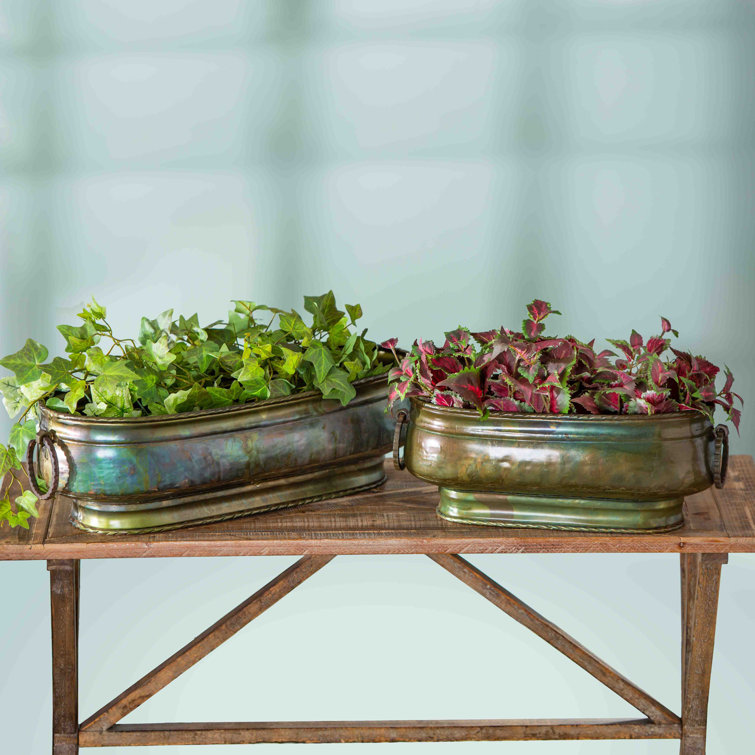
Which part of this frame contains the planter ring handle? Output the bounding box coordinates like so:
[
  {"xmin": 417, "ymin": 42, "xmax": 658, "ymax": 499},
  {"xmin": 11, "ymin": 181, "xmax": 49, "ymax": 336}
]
[
  {"xmin": 713, "ymin": 423, "xmax": 729, "ymax": 489},
  {"xmin": 393, "ymin": 409, "xmax": 409, "ymax": 471},
  {"xmin": 27, "ymin": 431, "xmax": 60, "ymax": 500}
]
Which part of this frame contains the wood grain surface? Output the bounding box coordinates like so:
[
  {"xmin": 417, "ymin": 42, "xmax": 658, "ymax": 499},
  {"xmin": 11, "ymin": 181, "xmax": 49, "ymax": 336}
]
[{"xmin": 2, "ymin": 456, "xmax": 754, "ymax": 560}]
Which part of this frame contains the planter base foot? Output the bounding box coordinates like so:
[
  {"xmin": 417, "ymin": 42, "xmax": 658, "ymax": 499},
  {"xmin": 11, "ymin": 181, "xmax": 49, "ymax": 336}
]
[
  {"xmin": 437, "ymin": 488, "xmax": 684, "ymax": 533},
  {"xmin": 69, "ymin": 456, "xmax": 387, "ymax": 534}
]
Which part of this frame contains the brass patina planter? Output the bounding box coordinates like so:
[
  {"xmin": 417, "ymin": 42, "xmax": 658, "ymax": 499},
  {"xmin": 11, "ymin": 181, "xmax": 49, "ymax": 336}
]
[
  {"xmin": 32, "ymin": 375, "xmax": 396, "ymax": 533},
  {"xmin": 395, "ymin": 398, "xmax": 729, "ymax": 532}
]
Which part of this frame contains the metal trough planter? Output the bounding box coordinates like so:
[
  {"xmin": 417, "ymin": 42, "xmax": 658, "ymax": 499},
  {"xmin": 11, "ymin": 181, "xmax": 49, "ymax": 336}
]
[
  {"xmin": 31, "ymin": 374, "xmax": 396, "ymax": 533},
  {"xmin": 394, "ymin": 397, "xmax": 729, "ymax": 532}
]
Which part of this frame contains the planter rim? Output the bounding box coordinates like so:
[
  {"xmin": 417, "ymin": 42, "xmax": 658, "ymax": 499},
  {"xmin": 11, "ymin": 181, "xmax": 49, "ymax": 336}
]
[
  {"xmin": 409, "ymin": 396, "xmax": 710, "ymax": 425},
  {"xmin": 40, "ymin": 372, "xmax": 389, "ymax": 428}
]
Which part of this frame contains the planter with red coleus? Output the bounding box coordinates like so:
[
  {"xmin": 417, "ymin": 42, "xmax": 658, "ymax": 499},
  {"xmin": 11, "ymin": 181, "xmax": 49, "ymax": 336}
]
[{"xmin": 383, "ymin": 301, "xmax": 742, "ymax": 532}]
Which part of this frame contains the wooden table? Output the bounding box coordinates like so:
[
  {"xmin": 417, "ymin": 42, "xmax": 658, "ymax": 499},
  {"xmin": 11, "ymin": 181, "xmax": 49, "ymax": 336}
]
[{"xmin": 2, "ymin": 456, "xmax": 755, "ymax": 754}]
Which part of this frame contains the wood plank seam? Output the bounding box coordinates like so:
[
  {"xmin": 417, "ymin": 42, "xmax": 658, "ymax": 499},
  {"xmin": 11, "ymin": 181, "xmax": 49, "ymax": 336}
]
[{"xmin": 429, "ymin": 553, "xmax": 679, "ymax": 724}]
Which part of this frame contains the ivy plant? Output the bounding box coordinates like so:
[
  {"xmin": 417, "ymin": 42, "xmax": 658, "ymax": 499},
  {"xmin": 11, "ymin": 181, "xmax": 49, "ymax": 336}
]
[
  {"xmin": 0, "ymin": 292, "xmax": 390, "ymax": 528},
  {"xmin": 384, "ymin": 299, "xmax": 743, "ymax": 429}
]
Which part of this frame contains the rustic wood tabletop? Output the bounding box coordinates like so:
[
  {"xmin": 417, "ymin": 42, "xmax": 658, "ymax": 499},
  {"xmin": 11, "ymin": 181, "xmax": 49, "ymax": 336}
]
[{"xmin": 2, "ymin": 456, "xmax": 754, "ymax": 559}]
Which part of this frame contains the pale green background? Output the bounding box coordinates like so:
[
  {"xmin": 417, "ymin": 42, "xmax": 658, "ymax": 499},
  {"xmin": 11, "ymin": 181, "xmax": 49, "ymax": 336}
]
[{"xmin": 1, "ymin": 1, "xmax": 754, "ymax": 753}]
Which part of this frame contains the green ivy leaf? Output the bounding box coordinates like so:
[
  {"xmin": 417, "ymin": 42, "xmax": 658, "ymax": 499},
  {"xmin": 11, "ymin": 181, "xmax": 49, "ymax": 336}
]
[
  {"xmin": 251, "ymin": 342, "xmax": 274, "ymax": 361},
  {"xmin": 327, "ymin": 316, "xmax": 351, "ymax": 349},
  {"xmin": 0, "ymin": 377, "xmax": 25, "ymax": 419},
  {"xmin": 57, "ymin": 321, "xmax": 98, "ymax": 353},
  {"xmin": 143, "ymin": 335, "xmax": 177, "ymax": 371},
  {"xmin": 78, "ymin": 296, "xmax": 107, "ymax": 322},
  {"xmin": 40, "ymin": 356, "xmax": 77, "ymax": 387},
  {"xmin": 316, "ymin": 366, "xmax": 357, "ymax": 406},
  {"xmin": 268, "ymin": 379, "xmax": 294, "ymax": 398},
  {"xmin": 274, "ymin": 347, "xmax": 303, "ymax": 377},
  {"xmin": 64, "ymin": 380, "xmax": 88, "ymax": 414},
  {"xmin": 184, "ymin": 342, "xmax": 219, "ymax": 373},
  {"xmin": 206, "ymin": 386, "xmax": 234, "ymax": 407},
  {"xmin": 303, "ymin": 342, "xmax": 336, "ymax": 384},
  {"xmin": 239, "ymin": 382, "xmax": 270, "ymax": 402},
  {"xmin": 0, "ymin": 444, "xmax": 22, "ymax": 477},
  {"xmin": 0, "ymin": 496, "xmax": 13, "ymax": 528},
  {"xmin": 339, "ymin": 332, "xmax": 359, "ymax": 363},
  {"xmin": 163, "ymin": 384, "xmax": 214, "ymax": 414},
  {"xmin": 139, "ymin": 309, "xmax": 174, "ymax": 345},
  {"xmin": 234, "ymin": 359, "xmax": 265, "ymax": 386},
  {"xmin": 14, "ymin": 489, "xmax": 39, "ymax": 518},
  {"xmin": 163, "ymin": 389, "xmax": 190, "ymax": 414},
  {"xmin": 89, "ymin": 358, "xmax": 137, "ymax": 416},
  {"xmin": 0, "ymin": 338, "xmax": 49, "ymax": 384},
  {"xmin": 19, "ymin": 374, "xmax": 54, "ymax": 403},
  {"xmin": 90, "ymin": 383, "xmax": 133, "ymax": 416},
  {"xmin": 46, "ymin": 397, "xmax": 71, "ymax": 413},
  {"xmin": 9, "ymin": 420, "xmax": 37, "ymax": 458},
  {"xmin": 342, "ymin": 358, "xmax": 364, "ymax": 381},
  {"xmin": 304, "ymin": 291, "xmax": 344, "ymax": 331},
  {"xmin": 279, "ymin": 311, "xmax": 311, "ymax": 341},
  {"xmin": 345, "ymin": 303, "xmax": 362, "ymax": 325}
]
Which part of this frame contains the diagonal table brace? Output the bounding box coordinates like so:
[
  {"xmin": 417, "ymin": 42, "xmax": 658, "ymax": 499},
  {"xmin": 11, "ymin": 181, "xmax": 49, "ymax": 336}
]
[
  {"xmin": 428, "ymin": 553, "xmax": 679, "ymax": 724},
  {"xmin": 79, "ymin": 555, "xmax": 333, "ymax": 733}
]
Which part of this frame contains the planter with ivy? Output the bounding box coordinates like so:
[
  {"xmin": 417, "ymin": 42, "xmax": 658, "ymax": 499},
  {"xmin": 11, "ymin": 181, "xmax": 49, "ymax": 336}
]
[
  {"xmin": 385, "ymin": 301, "xmax": 742, "ymax": 532},
  {"xmin": 0, "ymin": 293, "xmax": 396, "ymax": 533}
]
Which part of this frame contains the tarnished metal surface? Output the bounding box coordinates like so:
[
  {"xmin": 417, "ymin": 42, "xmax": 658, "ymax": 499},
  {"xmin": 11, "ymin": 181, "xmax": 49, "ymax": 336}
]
[
  {"xmin": 37, "ymin": 375, "xmax": 396, "ymax": 533},
  {"xmin": 403, "ymin": 398, "xmax": 721, "ymax": 532}
]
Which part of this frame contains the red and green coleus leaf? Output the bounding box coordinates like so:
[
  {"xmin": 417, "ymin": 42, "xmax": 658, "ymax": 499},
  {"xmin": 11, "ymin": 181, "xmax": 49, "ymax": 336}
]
[
  {"xmin": 543, "ymin": 341, "xmax": 577, "ymax": 382},
  {"xmin": 522, "ymin": 319, "xmax": 545, "ymax": 340},
  {"xmin": 430, "ymin": 354, "xmax": 464, "ymax": 376},
  {"xmin": 380, "ymin": 338, "xmax": 399, "ymax": 359},
  {"xmin": 526, "ymin": 299, "xmax": 560, "ymax": 322},
  {"xmin": 661, "ymin": 317, "xmax": 679, "ymax": 337},
  {"xmin": 443, "ymin": 328, "xmax": 473, "ymax": 356},
  {"xmin": 721, "ymin": 366, "xmax": 735, "ymax": 395},
  {"xmin": 388, "ymin": 379, "xmax": 422, "ymax": 404},
  {"xmin": 607, "ymin": 339, "xmax": 634, "ymax": 361},
  {"xmin": 645, "ymin": 337, "xmax": 668, "ymax": 356},
  {"xmin": 432, "ymin": 391, "xmax": 464, "ymax": 408},
  {"xmin": 474, "ymin": 339, "xmax": 509, "ymax": 370},
  {"xmin": 594, "ymin": 389, "xmax": 629, "ymax": 413},
  {"xmin": 572, "ymin": 394, "xmax": 600, "ymax": 414},
  {"xmin": 650, "ymin": 357, "xmax": 675, "ymax": 388},
  {"xmin": 437, "ymin": 368, "xmax": 484, "ymax": 409},
  {"xmin": 483, "ymin": 396, "xmax": 532, "ymax": 413},
  {"xmin": 728, "ymin": 407, "xmax": 742, "ymax": 433},
  {"xmin": 389, "ymin": 356, "xmax": 414, "ymax": 382},
  {"xmin": 517, "ymin": 361, "xmax": 542, "ymax": 384},
  {"xmin": 548, "ymin": 384, "xmax": 571, "ymax": 413},
  {"xmin": 639, "ymin": 389, "xmax": 678, "ymax": 414},
  {"xmin": 471, "ymin": 329, "xmax": 499, "ymax": 345},
  {"xmin": 538, "ymin": 373, "xmax": 571, "ymax": 414},
  {"xmin": 691, "ymin": 355, "xmax": 719, "ymax": 380}
]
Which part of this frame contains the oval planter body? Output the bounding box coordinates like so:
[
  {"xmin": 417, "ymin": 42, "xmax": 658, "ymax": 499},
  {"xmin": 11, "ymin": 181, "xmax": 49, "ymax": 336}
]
[
  {"xmin": 37, "ymin": 375, "xmax": 395, "ymax": 533},
  {"xmin": 403, "ymin": 397, "xmax": 718, "ymax": 532}
]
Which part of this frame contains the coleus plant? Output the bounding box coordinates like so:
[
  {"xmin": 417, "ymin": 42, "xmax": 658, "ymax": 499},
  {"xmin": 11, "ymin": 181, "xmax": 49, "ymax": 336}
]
[
  {"xmin": 0, "ymin": 292, "xmax": 390, "ymax": 528},
  {"xmin": 383, "ymin": 299, "xmax": 742, "ymax": 430}
]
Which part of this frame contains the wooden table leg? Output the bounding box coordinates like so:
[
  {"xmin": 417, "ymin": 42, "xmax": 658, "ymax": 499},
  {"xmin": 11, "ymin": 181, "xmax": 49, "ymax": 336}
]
[
  {"xmin": 680, "ymin": 553, "xmax": 727, "ymax": 754},
  {"xmin": 48, "ymin": 560, "xmax": 80, "ymax": 755}
]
